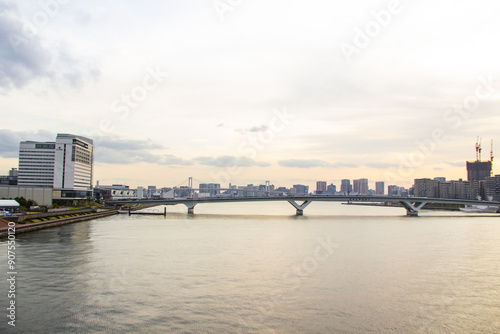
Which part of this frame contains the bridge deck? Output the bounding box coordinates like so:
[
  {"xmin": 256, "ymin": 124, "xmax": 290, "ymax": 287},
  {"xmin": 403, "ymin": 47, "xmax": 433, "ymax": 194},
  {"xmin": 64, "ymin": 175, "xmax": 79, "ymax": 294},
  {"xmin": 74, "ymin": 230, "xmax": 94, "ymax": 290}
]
[{"xmin": 107, "ymin": 195, "xmax": 500, "ymax": 216}]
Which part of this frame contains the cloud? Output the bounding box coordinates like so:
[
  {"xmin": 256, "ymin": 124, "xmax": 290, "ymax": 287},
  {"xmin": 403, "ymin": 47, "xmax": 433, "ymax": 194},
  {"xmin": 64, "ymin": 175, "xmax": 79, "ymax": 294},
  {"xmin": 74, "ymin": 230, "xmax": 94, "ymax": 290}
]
[
  {"xmin": 278, "ymin": 159, "xmax": 358, "ymax": 168},
  {"xmin": 365, "ymin": 163, "xmax": 400, "ymax": 169},
  {"xmin": 193, "ymin": 156, "xmax": 271, "ymax": 167},
  {"xmin": 95, "ymin": 148, "xmax": 193, "ymax": 166},
  {"xmin": 445, "ymin": 161, "xmax": 465, "ymax": 167},
  {"xmin": 0, "ymin": 129, "xmax": 55, "ymax": 158},
  {"xmin": 158, "ymin": 154, "xmax": 193, "ymax": 166},
  {"xmin": 0, "ymin": 3, "xmax": 99, "ymax": 90},
  {"xmin": 95, "ymin": 136, "xmax": 191, "ymax": 165},
  {"xmin": 235, "ymin": 125, "xmax": 269, "ymax": 135},
  {"xmin": 99, "ymin": 137, "xmax": 165, "ymax": 150}
]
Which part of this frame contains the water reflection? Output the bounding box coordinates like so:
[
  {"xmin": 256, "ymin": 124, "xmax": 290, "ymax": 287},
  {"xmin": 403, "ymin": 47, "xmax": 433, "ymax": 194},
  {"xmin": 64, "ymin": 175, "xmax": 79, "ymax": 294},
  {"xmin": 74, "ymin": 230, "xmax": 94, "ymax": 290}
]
[{"xmin": 0, "ymin": 206, "xmax": 499, "ymax": 333}]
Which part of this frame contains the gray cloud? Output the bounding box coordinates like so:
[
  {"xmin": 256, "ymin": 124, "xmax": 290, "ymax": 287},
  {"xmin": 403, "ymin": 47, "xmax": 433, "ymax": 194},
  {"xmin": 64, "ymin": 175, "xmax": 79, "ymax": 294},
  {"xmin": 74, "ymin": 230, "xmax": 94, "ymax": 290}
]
[
  {"xmin": 99, "ymin": 137, "xmax": 165, "ymax": 150},
  {"xmin": 194, "ymin": 156, "xmax": 271, "ymax": 168},
  {"xmin": 278, "ymin": 159, "xmax": 360, "ymax": 168},
  {"xmin": 0, "ymin": 129, "xmax": 55, "ymax": 158},
  {"xmin": 445, "ymin": 161, "xmax": 465, "ymax": 167},
  {"xmin": 365, "ymin": 163, "xmax": 400, "ymax": 169},
  {"xmin": 94, "ymin": 148, "xmax": 193, "ymax": 166},
  {"xmin": 279, "ymin": 159, "xmax": 331, "ymax": 168},
  {"xmin": 0, "ymin": 3, "xmax": 99, "ymax": 90},
  {"xmin": 235, "ymin": 125, "xmax": 269, "ymax": 135},
  {"xmin": 158, "ymin": 154, "xmax": 193, "ymax": 166},
  {"xmin": 0, "ymin": 129, "xmax": 272, "ymax": 168}
]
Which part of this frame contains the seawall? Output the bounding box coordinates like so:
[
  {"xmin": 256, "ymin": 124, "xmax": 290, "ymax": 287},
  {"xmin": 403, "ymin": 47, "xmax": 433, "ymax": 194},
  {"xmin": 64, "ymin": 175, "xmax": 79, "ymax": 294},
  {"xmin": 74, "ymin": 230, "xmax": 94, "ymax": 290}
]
[{"xmin": 0, "ymin": 210, "xmax": 119, "ymax": 238}]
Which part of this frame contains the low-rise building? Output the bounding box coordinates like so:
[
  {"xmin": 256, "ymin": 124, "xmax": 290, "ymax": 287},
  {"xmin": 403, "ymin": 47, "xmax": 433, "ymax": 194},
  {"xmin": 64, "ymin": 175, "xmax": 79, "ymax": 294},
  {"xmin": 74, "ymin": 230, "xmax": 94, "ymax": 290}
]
[{"xmin": 0, "ymin": 200, "xmax": 20, "ymax": 213}]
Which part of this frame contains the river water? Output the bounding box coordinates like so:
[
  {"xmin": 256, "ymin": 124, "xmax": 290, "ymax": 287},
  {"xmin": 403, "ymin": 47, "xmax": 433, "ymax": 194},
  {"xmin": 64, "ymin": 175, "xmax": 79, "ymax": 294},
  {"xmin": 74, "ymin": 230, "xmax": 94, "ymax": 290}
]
[{"xmin": 1, "ymin": 202, "xmax": 499, "ymax": 333}]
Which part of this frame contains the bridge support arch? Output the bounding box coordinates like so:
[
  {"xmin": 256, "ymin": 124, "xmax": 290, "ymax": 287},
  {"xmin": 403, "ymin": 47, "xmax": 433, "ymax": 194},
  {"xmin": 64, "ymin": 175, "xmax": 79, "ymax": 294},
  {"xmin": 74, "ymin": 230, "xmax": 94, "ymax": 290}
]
[
  {"xmin": 288, "ymin": 200, "xmax": 312, "ymax": 216},
  {"xmin": 399, "ymin": 200, "xmax": 428, "ymax": 216},
  {"xmin": 184, "ymin": 202, "xmax": 196, "ymax": 214}
]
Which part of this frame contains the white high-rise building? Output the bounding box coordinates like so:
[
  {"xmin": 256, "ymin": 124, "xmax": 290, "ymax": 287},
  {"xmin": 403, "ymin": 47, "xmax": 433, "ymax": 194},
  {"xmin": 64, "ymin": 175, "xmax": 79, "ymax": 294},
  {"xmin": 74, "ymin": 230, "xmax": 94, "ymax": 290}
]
[
  {"xmin": 18, "ymin": 134, "xmax": 94, "ymax": 198},
  {"xmin": 53, "ymin": 134, "xmax": 94, "ymax": 193},
  {"xmin": 18, "ymin": 141, "xmax": 56, "ymax": 187}
]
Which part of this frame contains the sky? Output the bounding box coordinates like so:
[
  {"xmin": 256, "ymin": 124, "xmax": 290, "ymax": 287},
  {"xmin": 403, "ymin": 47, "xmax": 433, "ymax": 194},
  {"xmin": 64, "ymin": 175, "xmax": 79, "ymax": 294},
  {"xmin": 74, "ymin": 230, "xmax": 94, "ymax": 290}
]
[{"xmin": 1, "ymin": 0, "xmax": 499, "ymax": 189}]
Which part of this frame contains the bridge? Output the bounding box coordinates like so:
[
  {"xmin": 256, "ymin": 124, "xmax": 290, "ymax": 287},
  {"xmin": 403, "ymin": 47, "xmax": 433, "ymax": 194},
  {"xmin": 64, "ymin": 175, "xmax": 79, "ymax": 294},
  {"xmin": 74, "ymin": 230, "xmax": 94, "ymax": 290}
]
[{"xmin": 107, "ymin": 195, "xmax": 500, "ymax": 216}]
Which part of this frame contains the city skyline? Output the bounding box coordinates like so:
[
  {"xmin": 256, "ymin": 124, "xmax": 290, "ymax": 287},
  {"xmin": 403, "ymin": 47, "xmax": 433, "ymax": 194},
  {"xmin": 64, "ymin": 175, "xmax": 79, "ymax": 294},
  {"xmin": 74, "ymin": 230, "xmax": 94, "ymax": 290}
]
[
  {"xmin": 1, "ymin": 1, "xmax": 499, "ymax": 187},
  {"xmin": 1, "ymin": 131, "xmax": 497, "ymax": 191}
]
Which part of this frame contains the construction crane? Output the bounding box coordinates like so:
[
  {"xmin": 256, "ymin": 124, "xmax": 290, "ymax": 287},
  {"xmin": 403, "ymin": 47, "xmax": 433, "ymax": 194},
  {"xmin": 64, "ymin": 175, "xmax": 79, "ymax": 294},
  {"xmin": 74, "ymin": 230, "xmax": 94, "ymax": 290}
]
[
  {"xmin": 491, "ymin": 139, "xmax": 494, "ymax": 163},
  {"xmin": 476, "ymin": 137, "xmax": 482, "ymax": 161}
]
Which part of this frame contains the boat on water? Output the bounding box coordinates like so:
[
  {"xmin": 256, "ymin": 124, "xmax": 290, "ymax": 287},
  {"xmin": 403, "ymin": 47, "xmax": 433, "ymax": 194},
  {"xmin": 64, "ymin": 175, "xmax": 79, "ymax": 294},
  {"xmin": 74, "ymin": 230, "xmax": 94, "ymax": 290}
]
[{"xmin": 460, "ymin": 205, "xmax": 499, "ymax": 213}]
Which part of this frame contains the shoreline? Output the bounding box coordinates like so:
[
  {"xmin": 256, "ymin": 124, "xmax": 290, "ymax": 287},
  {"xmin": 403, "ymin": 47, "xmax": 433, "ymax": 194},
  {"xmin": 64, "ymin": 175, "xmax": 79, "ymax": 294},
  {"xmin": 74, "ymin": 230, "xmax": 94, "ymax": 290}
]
[{"xmin": 0, "ymin": 210, "xmax": 119, "ymax": 238}]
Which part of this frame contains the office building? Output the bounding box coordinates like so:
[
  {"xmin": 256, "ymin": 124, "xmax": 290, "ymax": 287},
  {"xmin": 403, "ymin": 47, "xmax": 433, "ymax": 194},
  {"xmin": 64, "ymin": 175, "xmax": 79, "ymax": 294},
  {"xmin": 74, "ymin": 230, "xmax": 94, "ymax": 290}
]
[
  {"xmin": 0, "ymin": 168, "xmax": 18, "ymax": 185},
  {"xmin": 316, "ymin": 181, "xmax": 327, "ymax": 194},
  {"xmin": 18, "ymin": 134, "xmax": 94, "ymax": 199},
  {"xmin": 438, "ymin": 181, "xmax": 453, "ymax": 199},
  {"xmin": 293, "ymin": 184, "xmax": 309, "ymax": 195},
  {"xmin": 199, "ymin": 183, "xmax": 221, "ymax": 196},
  {"xmin": 387, "ymin": 185, "xmax": 400, "ymax": 196},
  {"xmin": 18, "ymin": 141, "xmax": 56, "ymax": 187},
  {"xmin": 353, "ymin": 178, "xmax": 368, "ymax": 195},
  {"xmin": 467, "ymin": 161, "xmax": 492, "ymax": 181},
  {"xmin": 485, "ymin": 175, "xmax": 500, "ymax": 201},
  {"xmin": 137, "ymin": 186, "xmax": 144, "ymax": 199},
  {"xmin": 326, "ymin": 184, "xmax": 336, "ymax": 195},
  {"xmin": 375, "ymin": 181, "xmax": 385, "ymax": 195},
  {"xmin": 53, "ymin": 134, "xmax": 94, "ymax": 198},
  {"xmin": 340, "ymin": 179, "xmax": 352, "ymax": 194},
  {"xmin": 414, "ymin": 178, "xmax": 436, "ymax": 197},
  {"xmin": 94, "ymin": 184, "xmax": 136, "ymax": 201}
]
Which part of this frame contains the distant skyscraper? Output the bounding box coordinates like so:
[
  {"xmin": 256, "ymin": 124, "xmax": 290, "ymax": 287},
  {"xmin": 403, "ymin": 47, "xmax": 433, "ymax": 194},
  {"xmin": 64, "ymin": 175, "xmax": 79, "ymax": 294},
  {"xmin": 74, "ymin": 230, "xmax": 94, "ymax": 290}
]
[
  {"xmin": 466, "ymin": 138, "xmax": 492, "ymax": 181},
  {"xmin": 316, "ymin": 181, "xmax": 327, "ymax": 194},
  {"xmin": 467, "ymin": 161, "xmax": 492, "ymax": 181},
  {"xmin": 375, "ymin": 181, "xmax": 385, "ymax": 195},
  {"xmin": 340, "ymin": 179, "xmax": 351, "ymax": 194},
  {"xmin": 353, "ymin": 178, "xmax": 368, "ymax": 195}
]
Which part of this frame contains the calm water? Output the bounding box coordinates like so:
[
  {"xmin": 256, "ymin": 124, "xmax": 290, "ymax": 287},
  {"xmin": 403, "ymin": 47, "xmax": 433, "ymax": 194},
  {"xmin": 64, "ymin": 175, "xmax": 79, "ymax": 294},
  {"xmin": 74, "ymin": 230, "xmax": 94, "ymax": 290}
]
[{"xmin": 1, "ymin": 202, "xmax": 499, "ymax": 333}]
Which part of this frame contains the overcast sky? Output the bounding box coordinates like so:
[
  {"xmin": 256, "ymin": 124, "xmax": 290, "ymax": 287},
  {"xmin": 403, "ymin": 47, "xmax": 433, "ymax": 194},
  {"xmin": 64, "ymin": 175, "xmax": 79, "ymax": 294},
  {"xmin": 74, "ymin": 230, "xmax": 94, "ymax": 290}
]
[{"xmin": 1, "ymin": 0, "xmax": 499, "ymax": 189}]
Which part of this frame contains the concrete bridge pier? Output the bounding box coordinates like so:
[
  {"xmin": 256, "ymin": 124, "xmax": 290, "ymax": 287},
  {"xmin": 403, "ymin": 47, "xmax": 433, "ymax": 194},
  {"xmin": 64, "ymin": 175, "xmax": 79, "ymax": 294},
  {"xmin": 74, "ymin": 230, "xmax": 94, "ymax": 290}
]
[
  {"xmin": 184, "ymin": 202, "xmax": 196, "ymax": 214},
  {"xmin": 288, "ymin": 200, "xmax": 312, "ymax": 216},
  {"xmin": 400, "ymin": 200, "xmax": 428, "ymax": 217}
]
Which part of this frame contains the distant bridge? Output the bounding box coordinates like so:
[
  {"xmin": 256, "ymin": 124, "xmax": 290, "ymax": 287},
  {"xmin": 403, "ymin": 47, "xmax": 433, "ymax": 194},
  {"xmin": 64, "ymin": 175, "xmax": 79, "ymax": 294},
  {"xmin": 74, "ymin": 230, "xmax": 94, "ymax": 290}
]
[{"xmin": 107, "ymin": 195, "xmax": 500, "ymax": 216}]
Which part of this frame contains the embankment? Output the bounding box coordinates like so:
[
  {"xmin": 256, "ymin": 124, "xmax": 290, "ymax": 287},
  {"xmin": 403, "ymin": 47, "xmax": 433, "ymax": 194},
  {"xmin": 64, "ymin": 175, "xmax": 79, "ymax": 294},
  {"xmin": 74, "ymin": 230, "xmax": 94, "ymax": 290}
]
[{"xmin": 0, "ymin": 210, "xmax": 118, "ymax": 238}]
